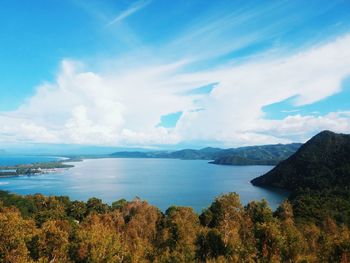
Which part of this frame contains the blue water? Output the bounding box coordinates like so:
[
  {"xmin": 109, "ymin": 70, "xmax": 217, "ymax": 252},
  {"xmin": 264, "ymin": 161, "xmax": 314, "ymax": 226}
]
[
  {"xmin": 0, "ymin": 158, "xmax": 288, "ymax": 212},
  {"xmin": 0, "ymin": 155, "xmax": 61, "ymax": 166}
]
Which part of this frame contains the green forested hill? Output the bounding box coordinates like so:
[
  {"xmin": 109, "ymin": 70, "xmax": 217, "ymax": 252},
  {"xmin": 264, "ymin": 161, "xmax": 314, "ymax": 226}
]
[
  {"xmin": 251, "ymin": 130, "xmax": 350, "ymax": 190},
  {"xmin": 110, "ymin": 148, "xmax": 222, "ymax": 160},
  {"xmin": 251, "ymin": 130, "xmax": 350, "ymax": 225},
  {"xmin": 210, "ymin": 143, "xmax": 301, "ymax": 165},
  {"xmin": 111, "ymin": 144, "xmax": 301, "ymax": 165}
]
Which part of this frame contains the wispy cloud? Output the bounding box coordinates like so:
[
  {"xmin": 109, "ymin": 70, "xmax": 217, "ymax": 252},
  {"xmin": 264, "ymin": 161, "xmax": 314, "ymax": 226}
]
[
  {"xmin": 107, "ymin": 0, "xmax": 151, "ymax": 26},
  {"xmin": 281, "ymin": 109, "xmax": 300, "ymax": 113}
]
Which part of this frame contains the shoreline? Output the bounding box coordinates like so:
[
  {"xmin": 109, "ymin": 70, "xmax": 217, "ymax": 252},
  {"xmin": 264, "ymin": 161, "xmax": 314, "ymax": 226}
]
[
  {"xmin": 0, "ymin": 155, "xmax": 277, "ymax": 178},
  {"xmin": 0, "ymin": 157, "xmax": 81, "ymax": 178}
]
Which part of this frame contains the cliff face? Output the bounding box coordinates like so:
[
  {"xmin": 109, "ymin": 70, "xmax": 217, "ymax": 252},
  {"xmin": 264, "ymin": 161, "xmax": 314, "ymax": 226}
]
[{"xmin": 251, "ymin": 130, "xmax": 350, "ymax": 191}]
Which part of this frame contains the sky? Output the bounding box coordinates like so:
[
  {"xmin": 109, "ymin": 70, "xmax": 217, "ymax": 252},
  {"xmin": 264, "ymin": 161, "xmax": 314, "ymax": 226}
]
[{"xmin": 1, "ymin": 0, "xmax": 350, "ymax": 150}]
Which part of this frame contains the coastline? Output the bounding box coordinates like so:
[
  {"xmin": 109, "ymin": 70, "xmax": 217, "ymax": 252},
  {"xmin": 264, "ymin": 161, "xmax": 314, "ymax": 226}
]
[{"xmin": 0, "ymin": 157, "xmax": 80, "ymax": 178}]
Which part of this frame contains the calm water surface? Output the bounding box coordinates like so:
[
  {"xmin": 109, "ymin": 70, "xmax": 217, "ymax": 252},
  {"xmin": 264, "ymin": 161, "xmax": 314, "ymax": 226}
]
[
  {"xmin": 0, "ymin": 158, "xmax": 288, "ymax": 212},
  {"xmin": 0, "ymin": 155, "xmax": 61, "ymax": 166}
]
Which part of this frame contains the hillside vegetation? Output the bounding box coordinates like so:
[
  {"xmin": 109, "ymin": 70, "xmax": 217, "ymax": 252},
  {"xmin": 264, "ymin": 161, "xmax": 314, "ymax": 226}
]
[
  {"xmin": 0, "ymin": 191, "xmax": 349, "ymax": 262},
  {"xmin": 111, "ymin": 143, "xmax": 301, "ymax": 165},
  {"xmin": 210, "ymin": 143, "xmax": 301, "ymax": 165},
  {"xmin": 252, "ymin": 130, "xmax": 350, "ymax": 225}
]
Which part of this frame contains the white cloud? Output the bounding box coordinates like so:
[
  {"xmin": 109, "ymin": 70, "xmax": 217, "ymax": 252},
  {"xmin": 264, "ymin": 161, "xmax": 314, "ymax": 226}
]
[
  {"xmin": 1, "ymin": 35, "xmax": 350, "ymax": 147},
  {"xmin": 0, "ymin": 59, "xmax": 195, "ymax": 146},
  {"xmin": 250, "ymin": 112, "xmax": 350, "ymax": 143},
  {"xmin": 174, "ymin": 34, "xmax": 350, "ymax": 145}
]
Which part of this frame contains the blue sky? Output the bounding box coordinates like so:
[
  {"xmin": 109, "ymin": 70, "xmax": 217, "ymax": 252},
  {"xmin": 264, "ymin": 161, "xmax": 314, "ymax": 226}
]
[
  {"xmin": 263, "ymin": 76, "xmax": 350, "ymax": 120},
  {"xmin": 0, "ymin": 0, "xmax": 350, "ymax": 150}
]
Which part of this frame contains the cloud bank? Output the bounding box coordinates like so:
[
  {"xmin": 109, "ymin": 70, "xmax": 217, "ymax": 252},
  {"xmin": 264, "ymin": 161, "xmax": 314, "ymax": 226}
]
[{"xmin": 1, "ymin": 34, "xmax": 350, "ymax": 147}]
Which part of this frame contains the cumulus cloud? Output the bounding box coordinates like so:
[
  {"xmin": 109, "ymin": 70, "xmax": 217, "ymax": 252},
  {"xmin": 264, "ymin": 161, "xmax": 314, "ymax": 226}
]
[
  {"xmin": 1, "ymin": 34, "xmax": 350, "ymax": 147},
  {"xmin": 175, "ymin": 34, "xmax": 350, "ymax": 145},
  {"xmin": 0, "ymin": 60, "xmax": 196, "ymax": 146}
]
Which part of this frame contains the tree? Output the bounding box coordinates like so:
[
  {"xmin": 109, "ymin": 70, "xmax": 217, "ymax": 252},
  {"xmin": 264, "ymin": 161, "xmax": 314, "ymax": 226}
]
[
  {"xmin": 74, "ymin": 214, "xmax": 126, "ymax": 262},
  {"xmin": 245, "ymin": 200, "xmax": 284, "ymax": 262},
  {"xmin": 254, "ymin": 221, "xmax": 283, "ymax": 262},
  {"xmin": 111, "ymin": 199, "xmax": 128, "ymax": 211},
  {"xmin": 0, "ymin": 205, "xmax": 36, "ymax": 262},
  {"xmin": 196, "ymin": 229, "xmax": 228, "ymax": 261},
  {"xmin": 122, "ymin": 199, "xmax": 161, "ymax": 261},
  {"xmin": 27, "ymin": 195, "xmax": 68, "ymax": 226},
  {"xmin": 86, "ymin": 197, "xmax": 109, "ymax": 215},
  {"xmin": 275, "ymin": 201, "xmax": 307, "ymax": 262},
  {"xmin": 318, "ymin": 218, "xmax": 350, "ymax": 262},
  {"xmin": 68, "ymin": 200, "xmax": 87, "ymax": 221},
  {"xmin": 158, "ymin": 206, "xmax": 200, "ymax": 262},
  {"xmin": 37, "ymin": 220, "xmax": 71, "ymax": 262},
  {"xmin": 245, "ymin": 199, "xmax": 273, "ymax": 225},
  {"xmin": 205, "ymin": 193, "xmax": 247, "ymax": 260}
]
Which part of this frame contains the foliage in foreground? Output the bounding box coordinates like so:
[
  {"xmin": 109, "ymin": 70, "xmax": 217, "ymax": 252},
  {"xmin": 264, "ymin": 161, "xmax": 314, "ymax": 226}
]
[{"xmin": 1, "ymin": 191, "xmax": 350, "ymax": 263}]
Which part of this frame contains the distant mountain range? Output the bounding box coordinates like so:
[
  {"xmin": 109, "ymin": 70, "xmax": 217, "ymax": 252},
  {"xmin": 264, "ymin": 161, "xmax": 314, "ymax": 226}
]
[
  {"xmin": 110, "ymin": 143, "xmax": 302, "ymax": 165},
  {"xmin": 251, "ymin": 130, "xmax": 350, "ymax": 190},
  {"xmin": 110, "ymin": 147, "xmax": 222, "ymax": 160},
  {"xmin": 210, "ymin": 143, "xmax": 301, "ymax": 165}
]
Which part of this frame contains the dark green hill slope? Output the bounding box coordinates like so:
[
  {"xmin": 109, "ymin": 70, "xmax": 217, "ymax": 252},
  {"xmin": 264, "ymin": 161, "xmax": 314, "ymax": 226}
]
[
  {"xmin": 251, "ymin": 131, "xmax": 350, "ymax": 190},
  {"xmin": 211, "ymin": 143, "xmax": 301, "ymax": 165},
  {"xmin": 251, "ymin": 130, "xmax": 350, "ymax": 225}
]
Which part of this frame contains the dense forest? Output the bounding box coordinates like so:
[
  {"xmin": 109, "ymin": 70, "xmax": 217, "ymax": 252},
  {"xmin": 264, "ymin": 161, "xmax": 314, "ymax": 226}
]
[
  {"xmin": 252, "ymin": 130, "xmax": 350, "ymax": 226},
  {"xmin": 251, "ymin": 131, "xmax": 350, "ymax": 190},
  {"xmin": 0, "ymin": 190, "xmax": 350, "ymax": 263},
  {"xmin": 210, "ymin": 143, "xmax": 301, "ymax": 165}
]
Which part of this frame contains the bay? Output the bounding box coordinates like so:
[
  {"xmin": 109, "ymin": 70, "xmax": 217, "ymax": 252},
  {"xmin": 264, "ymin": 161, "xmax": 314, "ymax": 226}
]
[
  {"xmin": 0, "ymin": 158, "xmax": 288, "ymax": 212},
  {"xmin": 0, "ymin": 155, "xmax": 61, "ymax": 166}
]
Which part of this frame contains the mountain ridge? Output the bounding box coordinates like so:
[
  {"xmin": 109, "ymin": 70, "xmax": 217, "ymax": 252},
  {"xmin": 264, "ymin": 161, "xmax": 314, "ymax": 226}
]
[
  {"xmin": 110, "ymin": 143, "xmax": 302, "ymax": 165},
  {"xmin": 211, "ymin": 143, "xmax": 301, "ymax": 165}
]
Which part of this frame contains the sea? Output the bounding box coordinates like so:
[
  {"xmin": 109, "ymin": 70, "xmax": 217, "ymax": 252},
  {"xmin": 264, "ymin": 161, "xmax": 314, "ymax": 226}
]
[{"xmin": 0, "ymin": 155, "xmax": 61, "ymax": 166}]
